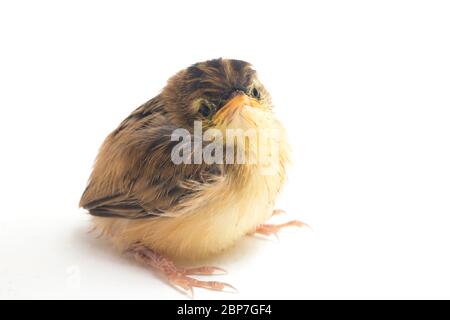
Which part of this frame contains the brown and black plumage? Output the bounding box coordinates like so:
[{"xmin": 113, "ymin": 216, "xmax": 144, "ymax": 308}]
[{"xmin": 80, "ymin": 58, "xmax": 302, "ymax": 295}]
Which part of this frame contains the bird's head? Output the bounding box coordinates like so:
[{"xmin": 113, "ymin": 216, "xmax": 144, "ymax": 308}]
[{"xmin": 161, "ymin": 58, "xmax": 273, "ymax": 131}]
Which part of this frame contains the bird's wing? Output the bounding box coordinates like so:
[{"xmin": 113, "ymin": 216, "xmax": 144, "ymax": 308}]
[
  {"xmin": 80, "ymin": 163, "xmax": 223, "ymax": 220},
  {"xmin": 79, "ymin": 96, "xmax": 224, "ymax": 219},
  {"xmin": 81, "ymin": 192, "xmax": 153, "ymax": 219}
]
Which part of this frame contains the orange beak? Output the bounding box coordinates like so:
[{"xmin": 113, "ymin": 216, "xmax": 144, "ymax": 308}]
[{"xmin": 213, "ymin": 93, "xmax": 261, "ymax": 124}]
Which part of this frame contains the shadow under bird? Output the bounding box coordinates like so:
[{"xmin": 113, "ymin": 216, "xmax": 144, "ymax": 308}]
[{"xmin": 80, "ymin": 58, "xmax": 304, "ymax": 295}]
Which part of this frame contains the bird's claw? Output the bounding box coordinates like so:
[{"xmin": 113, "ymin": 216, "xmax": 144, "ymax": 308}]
[
  {"xmin": 127, "ymin": 243, "xmax": 236, "ymax": 297},
  {"xmin": 255, "ymin": 219, "xmax": 309, "ymax": 237},
  {"xmin": 182, "ymin": 266, "xmax": 228, "ymax": 275},
  {"xmin": 168, "ymin": 274, "xmax": 238, "ymax": 298}
]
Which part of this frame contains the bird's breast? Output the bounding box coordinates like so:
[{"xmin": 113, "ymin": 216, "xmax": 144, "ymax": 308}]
[{"xmin": 92, "ymin": 112, "xmax": 289, "ymax": 260}]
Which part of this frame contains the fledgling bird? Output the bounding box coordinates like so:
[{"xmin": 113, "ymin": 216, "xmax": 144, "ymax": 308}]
[{"xmin": 80, "ymin": 58, "xmax": 303, "ymax": 295}]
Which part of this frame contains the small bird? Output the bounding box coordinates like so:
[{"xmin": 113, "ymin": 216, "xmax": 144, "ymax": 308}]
[{"xmin": 80, "ymin": 58, "xmax": 303, "ymax": 295}]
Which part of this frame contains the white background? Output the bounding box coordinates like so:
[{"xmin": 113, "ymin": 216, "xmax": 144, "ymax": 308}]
[{"xmin": 0, "ymin": 0, "xmax": 449, "ymax": 299}]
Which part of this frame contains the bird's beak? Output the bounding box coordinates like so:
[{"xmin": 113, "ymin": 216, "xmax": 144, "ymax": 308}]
[{"xmin": 213, "ymin": 92, "xmax": 261, "ymax": 124}]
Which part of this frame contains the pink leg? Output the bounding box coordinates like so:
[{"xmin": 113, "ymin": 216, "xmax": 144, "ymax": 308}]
[
  {"xmin": 251, "ymin": 209, "xmax": 309, "ymax": 236},
  {"xmin": 255, "ymin": 220, "xmax": 308, "ymax": 236},
  {"xmin": 126, "ymin": 243, "xmax": 236, "ymax": 297}
]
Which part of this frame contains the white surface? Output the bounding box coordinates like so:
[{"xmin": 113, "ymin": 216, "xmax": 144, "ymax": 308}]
[{"xmin": 1, "ymin": 1, "xmax": 450, "ymax": 299}]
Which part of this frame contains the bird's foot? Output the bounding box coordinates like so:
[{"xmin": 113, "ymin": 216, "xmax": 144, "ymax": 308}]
[
  {"xmin": 255, "ymin": 208, "xmax": 309, "ymax": 237},
  {"xmin": 255, "ymin": 220, "xmax": 307, "ymax": 237},
  {"xmin": 126, "ymin": 243, "xmax": 237, "ymax": 297}
]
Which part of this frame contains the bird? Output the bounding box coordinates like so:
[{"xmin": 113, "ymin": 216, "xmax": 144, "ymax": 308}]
[{"xmin": 79, "ymin": 58, "xmax": 304, "ymax": 295}]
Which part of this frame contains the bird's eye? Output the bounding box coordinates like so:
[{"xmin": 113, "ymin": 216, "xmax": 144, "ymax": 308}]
[
  {"xmin": 198, "ymin": 102, "xmax": 215, "ymax": 118},
  {"xmin": 251, "ymin": 87, "xmax": 261, "ymax": 99}
]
